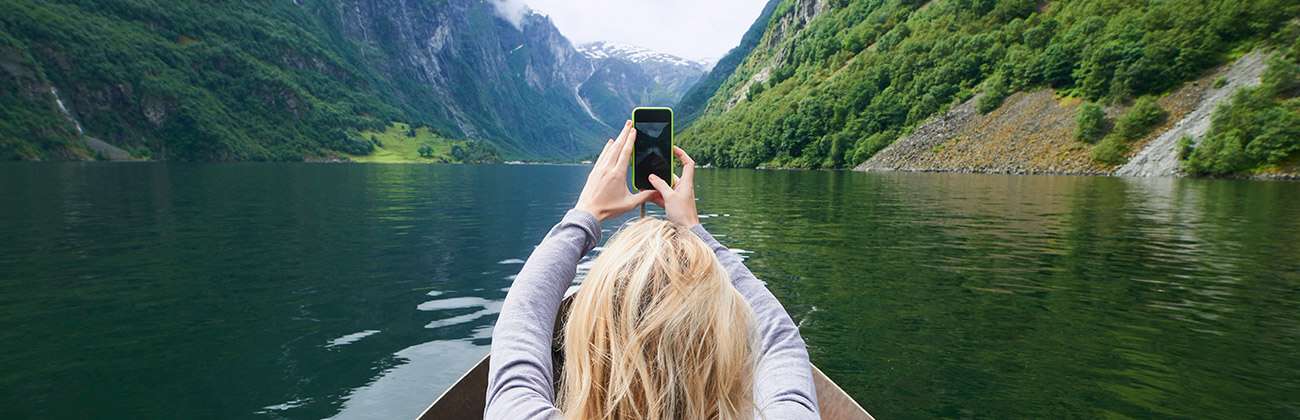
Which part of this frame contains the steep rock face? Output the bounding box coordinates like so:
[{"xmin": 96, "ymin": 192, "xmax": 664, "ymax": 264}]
[
  {"xmin": 1116, "ymin": 51, "xmax": 1267, "ymax": 177},
  {"xmin": 575, "ymin": 42, "xmax": 705, "ymax": 127},
  {"xmin": 3, "ymin": 0, "xmax": 661, "ymax": 160},
  {"xmin": 673, "ymin": 0, "xmax": 786, "ymax": 128},
  {"xmin": 329, "ymin": 0, "xmax": 608, "ymax": 157},
  {"xmin": 718, "ymin": 0, "xmax": 827, "ymax": 111}
]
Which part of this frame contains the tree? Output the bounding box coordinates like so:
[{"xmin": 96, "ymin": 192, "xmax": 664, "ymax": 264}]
[
  {"xmin": 1075, "ymin": 102, "xmax": 1107, "ymax": 143},
  {"xmin": 418, "ymin": 144, "xmax": 433, "ymax": 158},
  {"xmin": 1111, "ymin": 96, "xmax": 1166, "ymax": 141},
  {"xmin": 977, "ymin": 74, "xmax": 1010, "ymax": 114},
  {"xmin": 747, "ymin": 82, "xmax": 766, "ymax": 101},
  {"xmin": 1091, "ymin": 96, "xmax": 1167, "ymax": 164}
]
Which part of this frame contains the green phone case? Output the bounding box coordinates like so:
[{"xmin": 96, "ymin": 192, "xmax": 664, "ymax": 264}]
[{"xmin": 631, "ymin": 107, "xmax": 674, "ymax": 191}]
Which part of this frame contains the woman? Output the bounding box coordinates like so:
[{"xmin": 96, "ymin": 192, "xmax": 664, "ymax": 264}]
[{"xmin": 485, "ymin": 121, "xmax": 820, "ymax": 419}]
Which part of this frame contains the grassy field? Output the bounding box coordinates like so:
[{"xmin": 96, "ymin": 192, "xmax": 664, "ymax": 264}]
[{"xmin": 349, "ymin": 122, "xmax": 458, "ymax": 163}]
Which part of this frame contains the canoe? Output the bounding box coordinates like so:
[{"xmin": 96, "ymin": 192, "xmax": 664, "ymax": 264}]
[{"xmin": 417, "ymin": 296, "xmax": 873, "ymax": 420}]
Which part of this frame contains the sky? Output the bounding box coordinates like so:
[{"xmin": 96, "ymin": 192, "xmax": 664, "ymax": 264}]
[{"xmin": 496, "ymin": 0, "xmax": 770, "ymax": 62}]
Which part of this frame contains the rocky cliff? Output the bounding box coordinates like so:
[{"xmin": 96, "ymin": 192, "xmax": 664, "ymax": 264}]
[
  {"xmin": 575, "ymin": 42, "xmax": 705, "ymax": 127},
  {"xmin": 328, "ymin": 0, "xmax": 609, "ymax": 158},
  {"xmin": 0, "ymin": 0, "xmax": 700, "ymax": 161}
]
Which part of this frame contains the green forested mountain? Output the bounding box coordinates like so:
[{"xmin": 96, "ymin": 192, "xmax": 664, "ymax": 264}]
[
  {"xmin": 1, "ymin": 0, "xmax": 697, "ymax": 161},
  {"xmin": 678, "ymin": 0, "xmax": 1299, "ymax": 172},
  {"xmin": 3, "ymin": 1, "xmax": 404, "ymax": 161},
  {"xmin": 674, "ymin": 0, "xmax": 786, "ymax": 129}
]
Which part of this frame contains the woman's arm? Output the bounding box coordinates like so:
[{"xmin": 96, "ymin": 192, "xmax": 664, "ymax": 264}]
[
  {"xmin": 690, "ymin": 224, "xmax": 821, "ymax": 419},
  {"xmin": 484, "ymin": 121, "xmax": 654, "ymax": 419},
  {"xmin": 483, "ymin": 209, "xmax": 599, "ymax": 420},
  {"xmin": 648, "ymin": 146, "xmax": 819, "ymax": 419}
]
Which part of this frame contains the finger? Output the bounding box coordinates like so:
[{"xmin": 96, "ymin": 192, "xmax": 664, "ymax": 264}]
[
  {"xmin": 594, "ymin": 138, "xmax": 614, "ymax": 169},
  {"xmin": 614, "ymin": 120, "xmax": 634, "ymax": 150},
  {"xmin": 616, "ymin": 122, "xmax": 637, "ymax": 169},
  {"xmin": 647, "ymin": 191, "xmax": 665, "ymax": 208},
  {"xmin": 647, "ymin": 173, "xmax": 673, "ymax": 197},
  {"xmin": 629, "ymin": 190, "xmax": 656, "ymax": 206},
  {"xmin": 673, "ymin": 146, "xmax": 695, "ymax": 187}
]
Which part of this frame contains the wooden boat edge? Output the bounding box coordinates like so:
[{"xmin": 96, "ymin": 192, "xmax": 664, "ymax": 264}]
[{"xmin": 418, "ymin": 355, "xmax": 873, "ymax": 419}]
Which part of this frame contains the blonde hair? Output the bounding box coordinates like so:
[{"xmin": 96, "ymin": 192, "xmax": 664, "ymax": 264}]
[{"xmin": 559, "ymin": 218, "xmax": 755, "ymax": 420}]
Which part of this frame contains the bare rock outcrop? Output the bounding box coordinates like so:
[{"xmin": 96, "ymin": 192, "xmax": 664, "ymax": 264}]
[
  {"xmin": 856, "ymin": 50, "xmax": 1273, "ymax": 177},
  {"xmin": 856, "ymin": 90, "xmax": 1109, "ymax": 175},
  {"xmin": 1116, "ymin": 51, "xmax": 1267, "ymax": 177}
]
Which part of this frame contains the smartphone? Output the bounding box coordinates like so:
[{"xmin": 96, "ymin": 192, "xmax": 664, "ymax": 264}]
[{"xmin": 632, "ymin": 107, "xmax": 673, "ymax": 191}]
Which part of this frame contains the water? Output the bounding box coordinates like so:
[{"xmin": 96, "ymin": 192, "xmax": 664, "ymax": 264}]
[{"xmin": 1, "ymin": 163, "xmax": 1297, "ymax": 419}]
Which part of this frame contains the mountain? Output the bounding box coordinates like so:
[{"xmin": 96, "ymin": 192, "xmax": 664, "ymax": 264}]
[
  {"xmin": 672, "ymin": 0, "xmax": 786, "ymax": 129},
  {"xmin": 329, "ymin": 1, "xmax": 609, "ymax": 158},
  {"xmin": 0, "ymin": 0, "xmax": 618, "ymax": 161},
  {"xmin": 677, "ymin": 0, "xmax": 1299, "ymax": 176},
  {"xmin": 574, "ymin": 42, "xmax": 706, "ymax": 128}
]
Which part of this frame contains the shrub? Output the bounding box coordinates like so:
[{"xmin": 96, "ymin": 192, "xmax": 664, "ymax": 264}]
[
  {"xmin": 1261, "ymin": 54, "xmax": 1300, "ymax": 97},
  {"xmin": 1177, "ymin": 135, "xmax": 1194, "ymax": 160},
  {"xmin": 771, "ymin": 65, "xmax": 796, "ymax": 85},
  {"xmin": 1184, "ymin": 81, "xmax": 1300, "ymax": 175},
  {"xmin": 330, "ymin": 132, "xmax": 374, "ymax": 155},
  {"xmin": 850, "ymin": 129, "xmax": 897, "ymax": 164},
  {"xmin": 1075, "ymin": 102, "xmax": 1107, "ymax": 143},
  {"xmin": 1184, "ymin": 129, "xmax": 1251, "ymax": 174},
  {"xmin": 1112, "ymin": 96, "xmax": 1167, "ymax": 141},
  {"xmin": 1090, "ymin": 96, "xmax": 1167, "ymax": 164},
  {"xmin": 1091, "ymin": 135, "xmax": 1130, "ymax": 165},
  {"xmin": 747, "ymin": 82, "xmax": 766, "ymax": 101},
  {"xmin": 976, "ymin": 74, "xmax": 1010, "ymax": 114}
]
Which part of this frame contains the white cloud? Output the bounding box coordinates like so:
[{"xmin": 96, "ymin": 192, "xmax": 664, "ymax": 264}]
[
  {"xmin": 522, "ymin": 0, "xmax": 770, "ymax": 61},
  {"xmin": 491, "ymin": 0, "xmax": 531, "ymax": 29}
]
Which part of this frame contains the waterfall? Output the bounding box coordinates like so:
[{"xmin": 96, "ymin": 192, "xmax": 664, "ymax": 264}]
[{"xmin": 49, "ymin": 87, "xmax": 84, "ymax": 137}]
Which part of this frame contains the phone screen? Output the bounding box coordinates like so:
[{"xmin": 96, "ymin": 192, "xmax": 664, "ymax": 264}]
[{"xmin": 633, "ymin": 108, "xmax": 672, "ymax": 191}]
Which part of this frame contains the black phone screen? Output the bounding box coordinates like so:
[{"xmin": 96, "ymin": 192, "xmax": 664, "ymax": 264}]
[{"xmin": 633, "ymin": 108, "xmax": 672, "ymax": 191}]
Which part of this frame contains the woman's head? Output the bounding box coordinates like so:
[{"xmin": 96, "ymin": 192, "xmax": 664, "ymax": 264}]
[{"xmin": 560, "ymin": 217, "xmax": 755, "ymax": 420}]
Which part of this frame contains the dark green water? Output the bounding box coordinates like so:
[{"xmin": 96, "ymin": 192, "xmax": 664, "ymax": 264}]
[{"xmin": 1, "ymin": 163, "xmax": 1297, "ymax": 419}]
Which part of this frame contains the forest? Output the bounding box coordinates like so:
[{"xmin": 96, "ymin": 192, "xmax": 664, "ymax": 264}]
[
  {"xmin": 679, "ymin": 0, "xmax": 1299, "ymax": 175},
  {"xmin": 0, "ymin": 1, "xmax": 410, "ymax": 161}
]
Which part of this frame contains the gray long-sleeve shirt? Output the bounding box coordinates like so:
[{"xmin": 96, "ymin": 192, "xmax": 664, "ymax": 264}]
[{"xmin": 484, "ymin": 209, "xmax": 820, "ymax": 419}]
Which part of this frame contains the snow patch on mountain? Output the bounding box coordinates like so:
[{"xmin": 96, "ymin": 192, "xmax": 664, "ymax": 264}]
[{"xmin": 577, "ymin": 42, "xmax": 706, "ymax": 69}]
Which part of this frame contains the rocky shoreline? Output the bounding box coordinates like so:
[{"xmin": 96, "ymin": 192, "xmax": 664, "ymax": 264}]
[{"xmin": 854, "ymin": 50, "xmax": 1297, "ymax": 180}]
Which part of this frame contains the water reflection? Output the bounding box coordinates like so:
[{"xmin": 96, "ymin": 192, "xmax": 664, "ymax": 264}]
[
  {"xmin": 1, "ymin": 164, "xmax": 1297, "ymax": 419},
  {"xmin": 693, "ymin": 170, "xmax": 1300, "ymax": 419}
]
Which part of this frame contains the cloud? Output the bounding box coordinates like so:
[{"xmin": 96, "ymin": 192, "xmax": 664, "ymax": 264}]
[
  {"xmin": 521, "ymin": 0, "xmax": 769, "ymax": 61},
  {"xmin": 490, "ymin": 0, "xmax": 531, "ymax": 29}
]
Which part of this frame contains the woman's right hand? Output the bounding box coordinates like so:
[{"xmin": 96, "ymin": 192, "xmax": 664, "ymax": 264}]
[{"xmin": 647, "ymin": 146, "xmax": 700, "ymax": 226}]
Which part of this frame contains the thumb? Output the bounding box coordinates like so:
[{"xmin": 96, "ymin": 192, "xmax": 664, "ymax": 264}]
[
  {"xmin": 647, "ymin": 174, "xmax": 673, "ymax": 196},
  {"xmin": 630, "ymin": 189, "xmax": 656, "ymax": 204}
]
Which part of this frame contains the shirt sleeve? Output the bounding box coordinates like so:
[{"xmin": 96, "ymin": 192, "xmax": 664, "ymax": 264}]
[
  {"xmin": 690, "ymin": 223, "xmax": 822, "ymax": 420},
  {"xmin": 484, "ymin": 209, "xmax": 600, "ymax": 420}
]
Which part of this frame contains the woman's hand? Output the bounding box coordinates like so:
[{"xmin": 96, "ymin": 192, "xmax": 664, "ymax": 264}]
[
  {"xmin": 575, "ymin": 121, "xmax": 656, "ymax": 222},
  {"xmin": 647, "ymin": 146, "xmax": 700, "ymax": 226}
]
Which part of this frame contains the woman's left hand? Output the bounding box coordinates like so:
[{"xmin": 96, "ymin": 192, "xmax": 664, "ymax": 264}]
[{"xmin": 575, "ymin": 120, "xmax": 656, "ymax": 222}]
